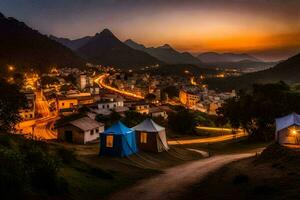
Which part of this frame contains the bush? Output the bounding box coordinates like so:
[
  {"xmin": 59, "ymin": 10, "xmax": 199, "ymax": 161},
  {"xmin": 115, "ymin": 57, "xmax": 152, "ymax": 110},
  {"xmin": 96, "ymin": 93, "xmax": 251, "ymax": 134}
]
[
  {"xmin": 0, "ymin": 149, "xmax": 27, "ymax": 198},
  {"xmin": 168, "ymin": 107, "xmax": 197, "ymax": 134}
]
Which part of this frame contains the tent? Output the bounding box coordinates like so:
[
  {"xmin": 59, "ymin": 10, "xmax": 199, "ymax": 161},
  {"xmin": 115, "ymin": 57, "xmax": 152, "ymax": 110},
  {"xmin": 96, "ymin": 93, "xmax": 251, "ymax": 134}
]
[
  {"xmin": 133, "ymin": 118, "xmax": 169, "ymax": 152},
  {"xmin": 275, "ymin": 113, "xmax": 300, "ymax": 145},
  {"xmin": 99, "ymin": 121, "xmax": 138, "ymax": 157}
]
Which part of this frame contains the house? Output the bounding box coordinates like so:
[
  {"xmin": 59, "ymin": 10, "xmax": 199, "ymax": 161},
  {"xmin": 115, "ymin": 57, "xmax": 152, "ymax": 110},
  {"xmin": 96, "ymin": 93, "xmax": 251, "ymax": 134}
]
[
  {"xmin": 99, "ymin": 121, "xmax": 138, "ymax": 157},
  {"xmin": 97, "ymin": 97, "xmax": 124, "ymax": 110},
  {"xmin": 57, "ymin": 96, "xmax": 78, "ymax": 112},
  {"xmin": 19, "ymin": 92, "xmax": 36, "ymax": 120},
  {"xmin": 149, "ymin": 107, "xmax": 168, "ymax": 119},
  {"xmin": 133, "ymin": 102, "xmax": 150, "ymax": 114},
  {"xmin": 57, "ymin": 117, "xmax": 104, "ymax": 144},
  {"xmin": 275, "ymin": 113, "xmax": 300, "ymax": 145},
  {"xmin": 133, "ymin": 119, "xmax": 169, "ymax": 152},
  {"xmin": 179, "ymin": 86, "xmax": 200, "ymax": 108}
]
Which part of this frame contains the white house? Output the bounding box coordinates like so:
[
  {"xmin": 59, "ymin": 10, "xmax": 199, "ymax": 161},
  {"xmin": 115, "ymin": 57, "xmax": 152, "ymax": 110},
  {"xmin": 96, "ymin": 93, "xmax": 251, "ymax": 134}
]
[{"xmin": 57, "ymin": 117, "xmax": 104, "ymax": 144}]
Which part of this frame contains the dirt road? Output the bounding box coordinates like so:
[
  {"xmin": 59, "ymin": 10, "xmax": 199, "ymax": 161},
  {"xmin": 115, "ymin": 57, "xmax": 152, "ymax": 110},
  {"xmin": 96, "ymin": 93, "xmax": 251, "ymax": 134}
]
[{"xmin": 109, "ymin": 153, "xmax": 255, "ymax": 200}]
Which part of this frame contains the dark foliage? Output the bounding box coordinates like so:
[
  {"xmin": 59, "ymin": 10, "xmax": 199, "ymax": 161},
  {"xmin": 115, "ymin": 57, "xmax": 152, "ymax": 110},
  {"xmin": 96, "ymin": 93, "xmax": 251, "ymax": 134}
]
[
  {"xmin": 41, "ymin": 75, "xmax": 59, "ymax": 87},
  {"xmin": 96, "ymin": 110, "xmax": 122, "ymax": 128},
  {"xmin": 0, "ymin": 79, "xmax": 26, "ymax": 131},
  {"xmin": 162, "ymin": 86, "xmax": 179, "ymax": 99},
  {"xmin": 168, "ymin": 106, "xmax": 197, "ymax": 134},
  {"xmin": 218, "ymin": 82, "xmax": 300, "ymax": 141},
  {"xmin": 0, "ymin": 134, "xmax": 69, "ymax": 198},
  {"xmin": 121, "ymin": 110, "xmax": 148, "ymax": 127}
]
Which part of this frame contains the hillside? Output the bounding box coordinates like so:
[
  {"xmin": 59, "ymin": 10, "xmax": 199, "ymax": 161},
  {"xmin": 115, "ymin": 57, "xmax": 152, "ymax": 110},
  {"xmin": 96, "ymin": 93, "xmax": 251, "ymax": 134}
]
[
  {"xmin": 197, "ymin": 52, "xmax": 260, "ymax": 63},
  {"xmin": 125, "ymin": 39, "xmax": 202, "ymax": 65},
  {"xmin": 181, "ymin": 144, "xmax": 300, "ymax": 200},
  {"xmin": 49, "ymin": 35, "xmax": 92, "ymax": 50},
  {"xmin": 77, "ymin": 29, "xmax": 163, "ymax": 69},
  {"xmin": 205, "ymin": 53, "xmax": 300, "ymax": 91},
  {"xmin": 0, "ymin": 13, "xmax": 85, "ymax": 74},
  {"xmin": 142, "ymin": 64, "xmax": 217, "ymax": 76}
]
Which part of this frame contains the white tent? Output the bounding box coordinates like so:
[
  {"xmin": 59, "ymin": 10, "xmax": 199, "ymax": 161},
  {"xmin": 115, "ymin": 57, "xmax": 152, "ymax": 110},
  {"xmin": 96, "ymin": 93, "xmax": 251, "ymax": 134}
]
[
  {"xmin": 275, "ymin": 113, "xmax": 300, "ymax": 144},
  {"xmin": 133, "ymin": 119, "xmax": 169, "ymax": 152}
]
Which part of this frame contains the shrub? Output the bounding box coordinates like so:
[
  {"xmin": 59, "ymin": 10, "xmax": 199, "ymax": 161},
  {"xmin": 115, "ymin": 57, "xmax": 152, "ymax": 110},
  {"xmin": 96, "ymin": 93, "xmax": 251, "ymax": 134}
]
[{"xmin": 0, "ymin": 149, "xmax": 27, "ymax": 198}]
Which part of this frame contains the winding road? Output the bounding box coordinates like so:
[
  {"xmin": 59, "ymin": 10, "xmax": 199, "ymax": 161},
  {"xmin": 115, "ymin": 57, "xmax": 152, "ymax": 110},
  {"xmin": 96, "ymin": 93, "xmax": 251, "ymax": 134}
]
[{"xmin": 109, "ymin": 153, "xmax": 255, "ymax": 200}]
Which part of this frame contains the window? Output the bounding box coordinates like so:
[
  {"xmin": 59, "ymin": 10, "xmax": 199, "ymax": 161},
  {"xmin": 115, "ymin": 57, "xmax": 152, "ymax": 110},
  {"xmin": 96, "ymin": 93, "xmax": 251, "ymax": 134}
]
[
  {"xmin": 96, "ymin": 128, "xmax": 99, "ymax": 133},
  {"xmin": 90, "ymin": 130, "xmax": 94, "ymax": 135},
  {"xmin": 102, "ymin": 105, "xmax": 105, "ymax": 109},
  {"xmin": 62, "ymin": 102, "xmax": 65, "ymax": 106},
  {"xmin": 140, "ymin": 132, "xmax": 147, "ymax": 143},
  {"xmin": 70, "ymin": 103, "xmax": 74, "ymax": 107},
  {"xmin": 106, "ymin": 135, "xmax": 113, "ymax": 147}
]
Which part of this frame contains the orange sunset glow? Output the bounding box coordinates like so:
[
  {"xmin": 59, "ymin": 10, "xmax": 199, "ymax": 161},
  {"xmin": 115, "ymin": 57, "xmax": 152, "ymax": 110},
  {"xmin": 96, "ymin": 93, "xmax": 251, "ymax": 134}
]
[{"xmin": 2, "ymin": 0, "xmax": 300, "ymax": 60}]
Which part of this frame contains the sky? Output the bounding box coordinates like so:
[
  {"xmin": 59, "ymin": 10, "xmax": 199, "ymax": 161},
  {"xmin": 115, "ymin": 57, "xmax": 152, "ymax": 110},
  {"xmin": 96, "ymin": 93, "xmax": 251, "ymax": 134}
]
[{"xmin": 1, "ymin": 0, "xmax": 300, "ymax": 61}]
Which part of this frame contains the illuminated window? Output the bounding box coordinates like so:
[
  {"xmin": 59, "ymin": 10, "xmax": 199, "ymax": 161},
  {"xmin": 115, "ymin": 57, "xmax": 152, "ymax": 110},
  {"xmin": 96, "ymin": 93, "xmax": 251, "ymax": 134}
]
[
  {"xmin": 106, "ymin": 135, "xmax": 113, "ymax": 147},
  {"xmin": 140, "ymin": 132, "xmax": 147, "ymax": 143}
]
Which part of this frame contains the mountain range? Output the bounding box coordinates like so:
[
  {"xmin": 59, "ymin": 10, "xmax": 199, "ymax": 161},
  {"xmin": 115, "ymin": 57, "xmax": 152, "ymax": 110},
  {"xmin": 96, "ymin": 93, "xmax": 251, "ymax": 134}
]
[
  {"xmin": 0, "ymin": 12, "xmax": 85, "ymax": 74},
  {"xmin": 76, "ymin": 29, "xmax": 162, "ymax": 69},
  {"xmin": 124, "ymin": 39, "xmax": 202, "ymax": 65},
  {"xmin": 197, "ymin": 52, "xmax": 260, "ymax": 63},
  {"xmin": 49, "ymin": 35, "xmax": 92, "ymax": 51},
  {"xmin": 206, "ymin": 53, "xmax": 300, "ymax": 91}
]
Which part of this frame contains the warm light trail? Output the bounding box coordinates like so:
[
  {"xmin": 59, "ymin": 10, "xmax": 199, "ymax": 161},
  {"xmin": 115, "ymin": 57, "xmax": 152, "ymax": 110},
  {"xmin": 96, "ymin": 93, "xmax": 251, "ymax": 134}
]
[
  {"xmin": 95, "ymin": 74, "xmax": 144, "ymax": 99},
  {"xmin": 168, "ymin": 132, "xmax": 246, "ymax": 145}
]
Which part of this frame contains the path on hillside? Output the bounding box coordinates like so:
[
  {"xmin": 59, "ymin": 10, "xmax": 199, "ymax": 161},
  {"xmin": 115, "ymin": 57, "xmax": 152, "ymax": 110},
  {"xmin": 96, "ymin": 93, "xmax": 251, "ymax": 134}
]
[{"xmin": 108, "ymin": 153, "xmax": 255, "ymax": 200}]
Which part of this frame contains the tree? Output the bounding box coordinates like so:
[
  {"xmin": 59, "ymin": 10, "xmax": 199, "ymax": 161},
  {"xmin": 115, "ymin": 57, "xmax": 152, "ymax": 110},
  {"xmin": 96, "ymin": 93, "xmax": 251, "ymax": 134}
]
[
  {"xmin": 41, "ymin": 76, "xmax": 59, "ymax": 87},
  {"xmin": 162, "ymin": 86, "xmax": 179, "ymax": 99},
  {"xmin": 95, "ymin": 110, "xmax": 121, "ymax": 127},
  {"xmin": 121, "ymin": 110, "xmax": 148, "ymax": 127},
  {"xmin": 218, "ymin": 82, "xmax": 300, "ymax": 141},
  {"xmin": 0, "ymin": 79, "xmax": 26, "ymax": 131},
  {"xmin": 145, "ymin": 93, "xmax": 156, "ymax": 102},
  {"xmin": 168, "ymin": 107, "xmax": 197, "ymax": 134}
]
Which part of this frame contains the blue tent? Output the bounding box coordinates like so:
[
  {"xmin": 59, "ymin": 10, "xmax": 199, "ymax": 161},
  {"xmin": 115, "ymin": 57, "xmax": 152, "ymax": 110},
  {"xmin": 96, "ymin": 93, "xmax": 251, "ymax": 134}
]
[{"xmin": 99, "ymin": 121, "xmax": 138, "ymax": 157}]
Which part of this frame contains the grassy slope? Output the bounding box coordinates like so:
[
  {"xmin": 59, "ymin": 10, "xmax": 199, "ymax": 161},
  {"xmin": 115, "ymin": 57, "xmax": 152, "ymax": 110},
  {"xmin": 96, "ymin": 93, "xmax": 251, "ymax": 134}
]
[
  {"xmin": 50, "ymin": 142, "xmax": 203, "ymax": 200},
  {"xmin": 180, "ymin": 144, "xmax": 300, "ymax": 200}
]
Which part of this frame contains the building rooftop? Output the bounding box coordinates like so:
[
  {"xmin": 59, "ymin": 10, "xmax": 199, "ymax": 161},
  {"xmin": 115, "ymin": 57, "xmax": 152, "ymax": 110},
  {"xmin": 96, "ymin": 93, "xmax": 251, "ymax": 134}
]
[{"xmin": 70, "ymin": 117, "xmax": 104, "ymax": 131}]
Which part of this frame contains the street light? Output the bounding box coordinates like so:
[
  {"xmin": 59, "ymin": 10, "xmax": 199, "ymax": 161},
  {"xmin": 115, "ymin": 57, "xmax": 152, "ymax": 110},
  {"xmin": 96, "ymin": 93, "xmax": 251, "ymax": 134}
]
[{"xmin": 8, "ymin": 65, "xmax": 15, "ymax": 72}]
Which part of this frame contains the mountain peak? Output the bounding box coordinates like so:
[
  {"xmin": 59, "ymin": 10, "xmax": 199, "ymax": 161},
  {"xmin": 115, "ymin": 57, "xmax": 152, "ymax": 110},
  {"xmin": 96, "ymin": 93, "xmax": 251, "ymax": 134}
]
[
  {"xmin": 160, "ymin": 44, "xmax": 172, "ymax": 49},
  {"xmin": 100, "ymin": 28, "xmax": 114, "ymax": 36},
  {"xmin": 125, "ymin": 39, "xmax": 136, "ymax": 44},
  {"xmin": 0, "ymin": 12, "xmax": 5, "ymax": 19}
]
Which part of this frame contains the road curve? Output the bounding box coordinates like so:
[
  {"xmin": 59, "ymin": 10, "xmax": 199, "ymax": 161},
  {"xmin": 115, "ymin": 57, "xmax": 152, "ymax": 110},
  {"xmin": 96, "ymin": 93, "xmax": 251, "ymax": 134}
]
[{"xmin": 108, "ymin": 153, "xmax": 254, "ymax": 200}]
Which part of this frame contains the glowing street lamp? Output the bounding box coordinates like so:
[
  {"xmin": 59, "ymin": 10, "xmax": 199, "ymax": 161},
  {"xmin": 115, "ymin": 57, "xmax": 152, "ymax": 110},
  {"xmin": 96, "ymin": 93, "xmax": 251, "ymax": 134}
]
[{"xmin": 8, "ymin": 65, "xmax": 15, "ymax": 72}]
